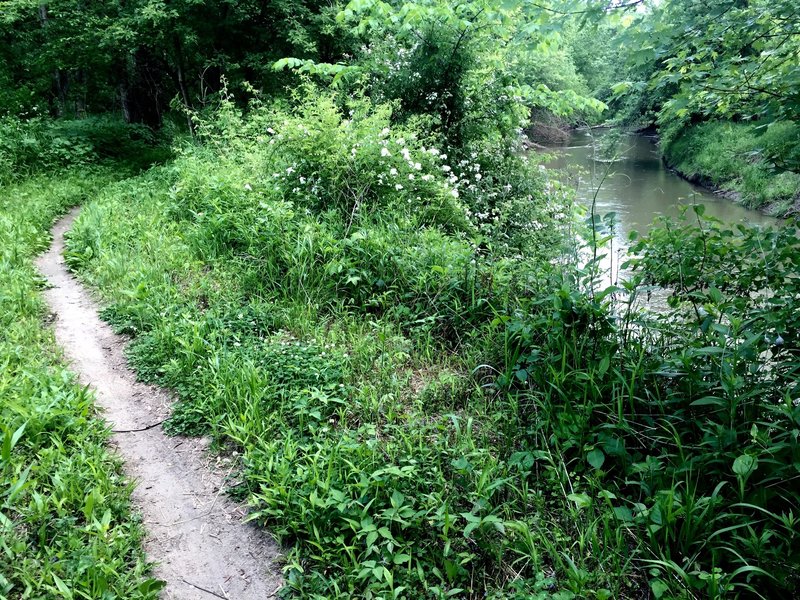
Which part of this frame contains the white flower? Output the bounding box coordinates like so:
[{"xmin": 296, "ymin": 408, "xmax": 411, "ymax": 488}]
[
  {"xmin": 396, "ymin": 137, "xmax": 406, "ymax": 145},
  {"xmin": 244, "ymin": 183, "xmax": 252, "ymax": 191},
  {"xmin": 450, "ymin": 189, "xmax": 459, "ymax": 198},
  {"xmin": 401, "ymin": 148, "xmax": 411, "ymax": 160},
  {"xmin": 381, "ymin": 127, "xmax": 390, "ymax": 136},
  {"xmin": 442, "ymin": 165, "xmax": 451, "ymax": 172},
  {"xmin": 395, "ymin": 183, "xmax": 404, "ymax": 190},
  {"xmin": 408, "ymin": 174, "xmax": 415, "ymax": 180},
  {"xmin": 299, "ymin": 176, "xmax": 306, "ymax": 184},
  {"xmin": 413, "ymin": 162, "xmax": 422, "ymax": 170},
  {"xmin": 421, "ymin": 174, "xmax": 434, "ymax": 182},
  {"xmin": 267, "ymin": 127, "xmax": 275, "ymax": 134},
  {"xmin": 286, "ymin": 166, "xmax": 295, "ymax": 174},
  {"xmin": 381, "ymin": 147, "xmax": 391, "ymax": 157},
  {"xmin": 475, "ymin": 173, "xmax": 482, "ymax": 180},
  {"xmin": 390, "ymin": 168, "xmax": 398, "ymax": 176}
]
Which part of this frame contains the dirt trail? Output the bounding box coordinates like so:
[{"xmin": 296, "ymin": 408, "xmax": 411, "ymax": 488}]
[{"xmin": 36, "ymin": 208, "xmax": 283, "ymax": 599}]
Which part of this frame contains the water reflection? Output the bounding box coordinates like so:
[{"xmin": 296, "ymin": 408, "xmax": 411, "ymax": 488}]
[{"xmin": 543, "ymin": 129, "xmax": 778, "ymax": 287}]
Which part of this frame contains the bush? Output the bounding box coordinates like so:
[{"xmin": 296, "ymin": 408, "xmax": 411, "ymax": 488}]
[{"xmin": 496, "ymin": 208, "xmax": 800, "ymax": 597}]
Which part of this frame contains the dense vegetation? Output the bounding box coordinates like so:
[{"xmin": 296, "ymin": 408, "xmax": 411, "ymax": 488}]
[
  {"xmin": 661, "ymin": 121, "xmax": 800, "ymax": 214},
  {"xmin": 1, "ymin": 0, "xmax": 798, "ymax": 599}
]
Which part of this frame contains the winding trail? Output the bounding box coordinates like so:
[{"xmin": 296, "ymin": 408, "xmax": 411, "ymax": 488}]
[{"xmin": 36, "ymin": 208, "xmax": 283, "ymax": 599}]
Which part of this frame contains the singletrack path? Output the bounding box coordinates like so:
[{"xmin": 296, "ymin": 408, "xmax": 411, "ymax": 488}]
[{"xmin": 36, "ymin": 208, "xmax": 282, "ymax": 599}]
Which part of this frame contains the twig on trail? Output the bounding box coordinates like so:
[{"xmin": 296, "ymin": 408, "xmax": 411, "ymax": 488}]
[
  {"xmin": 162, "ymin": 464, "xmax": 236, "ymax": 527},
  {"xmin": 111, "ymin": 419, "xmax": 165, "ymax": 433},
  {"xmin": 180, "ymin": 578, "xmax": 229, "ymax": 599}
]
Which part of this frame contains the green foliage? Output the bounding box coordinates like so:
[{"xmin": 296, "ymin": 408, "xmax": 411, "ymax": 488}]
[
  {"xmin": 64, "ymin": 91, "xmax": 603, "ymax": 598},
  {"xmin": 8, "ymin": 1, "xmax": 799, "ymax": 597},
  {"xmin": 0, "ymin": 173, "xmax": 160, "ymax": 598},
  {"xmin": 328, "ymin": 0, "xmax": 605, "ymax": 148},
  {"xmin": 609, "ymin": 0, "xmax": 800, "ymax": 138},
  {"xmin": 650, "ymin": 0, "xmax": 799, "ymax": 125},
  {"xmin": 495, "ymin": 209, "xmax": 800, "ymax": 597},
  {"xmin": 662, "ymin": 120, "xmax": 800, "ymax": 214},
  {"xmin": 0, "ymin": 116, "xmax": 171, "ymax": 184},
  {"xmin": 0, "ymin": 0, "xmax": 359, "ymax": 124},
  {"xmin": 65, "ymin": 79, "xmax": 800, "ymax": 598}
]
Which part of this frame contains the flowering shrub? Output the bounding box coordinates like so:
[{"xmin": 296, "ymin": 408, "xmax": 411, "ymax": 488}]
[{"xmin": 168, "ymin": 89, "xmax": 568, "ymax": 340}]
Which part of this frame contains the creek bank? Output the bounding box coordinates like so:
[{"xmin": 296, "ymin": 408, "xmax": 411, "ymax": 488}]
[
  {"xmin": 659, "ymin": 120, "xmax": 800, "ymax": 218},
  {"xmin": 662, "ymin": 157, "xmax": 744, "ymax": 205}
]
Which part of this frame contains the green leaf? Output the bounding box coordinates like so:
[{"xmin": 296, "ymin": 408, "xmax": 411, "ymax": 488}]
[
  {"xmin": 587, "ymin": 448, "xmax": 605, "ymax": 470},
  {"xmin": 613, "ymin": 505, "xmax": 633, "ymax": 522},
  {"xmin": 650, "ymin": 578, "xmax": 669, "ymax": 599},
  {"xmin": 567, "ymin": 493, "xmax": 591, "ymax": 509},
  {"xmin": 597, "ymin": 355, "xmax": 610, "ymax": 376},
  {"xmin": 732, "ymin": 454, "xmax": 758, "ymax": 477},
  {"xmin": 2, "ymin": 422, "xmax": 26, "ymax": 462},
  {"xmin": 52, "ymin": 574, "xmax": 74, "ymax": 600}
]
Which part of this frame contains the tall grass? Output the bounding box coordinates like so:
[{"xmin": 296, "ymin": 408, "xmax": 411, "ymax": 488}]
[{"xmin": 661, "ymin": 120, "xmax": 800, "ymax": 215}]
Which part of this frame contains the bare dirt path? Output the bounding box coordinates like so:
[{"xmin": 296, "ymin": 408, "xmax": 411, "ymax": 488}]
[{"xmin": 36, "ymin": 208, "xmax": 283, "ymax": 600}]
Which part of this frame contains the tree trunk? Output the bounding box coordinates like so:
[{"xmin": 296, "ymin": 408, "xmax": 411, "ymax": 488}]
[
  {"xmin": 38, "ymin": 4, "xmax": 67, "ymax": 116},
  {"xmin": 173, "ymin": 38, "xmax": 195, "ymax": 135}
]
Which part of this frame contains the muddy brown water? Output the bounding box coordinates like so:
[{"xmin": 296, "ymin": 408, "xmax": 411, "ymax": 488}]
[
  {"xmin": 36, "ymin": 208, "xmax": 283, "ymax": 599},
  {"xmin": 544, "ymin": 129, "xmax": 778, "ymax": 284}
]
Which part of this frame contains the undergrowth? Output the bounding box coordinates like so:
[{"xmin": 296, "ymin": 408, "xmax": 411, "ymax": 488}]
[
  {"xmin": 660, "ymin": 120, "xmax": 800, "ymax": 216},
  {"xmin": 66, "ymin": 90, "xmax": 800, "ymax": 599},
  {"xmin": 0, "ymin": 173, "xmax": 161, "ymax": 599},
  {"xmin": 0, "ymin": 116, "xmax": 173, "ymax": 186}
]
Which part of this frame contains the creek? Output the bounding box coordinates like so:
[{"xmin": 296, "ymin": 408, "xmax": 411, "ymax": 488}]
[{"xmin": 543, "ymin": 129, "xmax": 777, "ymax": 284}]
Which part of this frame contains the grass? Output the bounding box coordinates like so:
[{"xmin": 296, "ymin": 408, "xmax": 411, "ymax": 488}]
[
  {"xmin": 660, "ymin": 120, "xmax": 800, "ymax": 215},
  {"xmin": 63, "ymin": 93, "xmax": 800, "ymax": 599},
  {"xmin": 0, "ymin": 172, "xmax": 161, "ymax": 599}
]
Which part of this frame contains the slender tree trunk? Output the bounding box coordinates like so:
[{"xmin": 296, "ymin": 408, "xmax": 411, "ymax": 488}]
[
  {"xmin": 75, "ymin": 69, "xmax": 86, "ymax": 118},
  {"xmin": 38, "ymin": 4, "xmax": 67, "ymax": 116},
  {"xmin": 119, "ymin": 83, "xmax": 131, "ymax": 122},
  {"xmin": 173, "ymin": 38, "xmax": 195, "ymax": 135}
]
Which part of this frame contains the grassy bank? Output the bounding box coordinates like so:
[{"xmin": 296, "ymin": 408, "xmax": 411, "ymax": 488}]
[
  {"xmin": 64, "ymin": 92, "xmax": 800, "ymax": 599},
  {"xmin": 0, "ymin": 173, "xmax": 161, "ymax": 598},
  {"xmin": 660, "ymin": 120, "xmax": 800, "ymax": 216}
]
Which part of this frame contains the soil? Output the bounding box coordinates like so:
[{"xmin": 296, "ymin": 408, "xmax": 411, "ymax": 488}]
[{"xmin": 35, "ymin": 208, "xmax": 283, "ymax": 600}]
